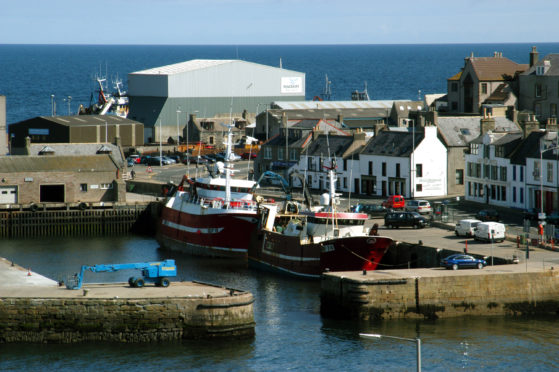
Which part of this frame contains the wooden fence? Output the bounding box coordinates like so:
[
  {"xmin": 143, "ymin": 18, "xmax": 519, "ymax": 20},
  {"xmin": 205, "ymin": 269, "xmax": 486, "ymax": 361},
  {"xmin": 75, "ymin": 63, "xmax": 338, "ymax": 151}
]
[{"xmin": 0, "ymin": 206, "xmax": 152, "ymax": 238}]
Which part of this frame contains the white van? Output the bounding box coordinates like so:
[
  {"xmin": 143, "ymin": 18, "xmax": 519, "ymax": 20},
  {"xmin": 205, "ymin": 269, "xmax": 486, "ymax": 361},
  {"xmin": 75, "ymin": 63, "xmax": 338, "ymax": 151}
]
[
  {"xmin": 474, "ymin": 222, "xmax": 506, "ymax": 243},
  {"xmin": 455, "ymin": 219, "xmax": 481, "ymax": 237}
]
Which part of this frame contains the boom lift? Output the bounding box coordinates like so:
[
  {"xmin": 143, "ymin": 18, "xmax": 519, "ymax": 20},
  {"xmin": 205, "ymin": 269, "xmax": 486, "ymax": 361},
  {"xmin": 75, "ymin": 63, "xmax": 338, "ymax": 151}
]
[
  {"xmin": 66, "ymin": 259, "xmax": 177, "ymax": 289},
  {"xmin": 252, "ymin": 170, "xmax": 314, "ymax": 207}
]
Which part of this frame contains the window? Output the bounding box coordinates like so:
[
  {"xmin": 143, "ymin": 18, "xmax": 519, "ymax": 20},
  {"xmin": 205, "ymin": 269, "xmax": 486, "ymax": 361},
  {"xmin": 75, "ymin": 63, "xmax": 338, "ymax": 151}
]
[
  {"xmin": 535, "ymin": 83, "xmax": 542, "ymax": 98},
  {"xmin": 396, "ymin": 163, "xmax": 400, "ymax": 178},
  {"xmin": 535, "ymin": 103, "xmax": 542, "ymax": 116},
  {"xmin": 264, "ymin": 147, "xmax": 272, "ymax": 159},
  {"xmin": 468, "ymin": 182, "xmax": 472, "ymax": 196},
  {"xmin": 501, "ymin": 186, "xmax": 506, "ymax": 201},
  {"xmin": 483, "ymin": 145, "xmax": 490, "ymax": 159},
  {"xmin": 520, "ymin": 166, "xmax": 524, "ymax": 182},
  {"xmin": 551, "ymin": 103, "xmax": 557, "ymax": 118},
  {"xmin": 382, "ymin": 162, "xmax": 386, "ymax": 176},
  {"xmin": 547, "ymin": 162, "xmax": 553, "ymax": 182},
  {"xmin": 513, "ymin": 186, "xmax": 517, "ymax": 203},
  {"xmin": 343, "ymin": 177, "xmax": 347, "ymax": 188},
  {"xmin": 100, "ymin": 183, "xmax": 113, "ymax": 189},
  {"xmin": 278, "ymin": 148, "xmax": 284, "ymax": 160},
  {"xmin": 470, "ymin": 143, "xmax": 479, "ymax": 155},
  {"xmin": 512, "ymin": 166, "xmax": 516, "ymax": 181},
  {"xmin": 455, "ymin": 169, "xmax": 464, "ymax": 185},
  {"xmin": 416, "ymin": 184, "xmax": 422, "ymax": 192},
  {"xmin": 368, "ymin": 161, "xmax": 373, "ymax": 175},
  {"xmin": 491, "ymin": 165, "xmax": 498, "ymax": 180},
  {"xmin": 520, "ymin": 187, "xmax": 524, "ymax": 203},
  {"xmin": 289, "ymin": 149, "xmax": 297, "ymax": 161},
  {"xmin": 534, "ymin": 160, "xmax": 541, "ymax": 181},
  {"xmin": 500, "ymin": 166, "xmax": 507, "ymax": 182},
  {"xmin": 307, "ymin": 156, "xmax": 314, "ymax": 171},
  {"xmin": 495, "ymin": 146, "xmax": 505, "ymax": 158},
  {"xmin": 481, "ymin": 83, "xmax": 488, "ymax": 94},
  {"xmin": 416, "ymin": 164, "xmax": 423, "ymax": 178},
  {"xmin": 80, "ymin": 184, "xmax": 88, "ymax": 192},
  {"xmin": 451, "ymin": 82, "xmax": 458, "ymax": 92},
  {"xmin": 343, "ymin": 159, "xmax": 347, "ymax": 171}
]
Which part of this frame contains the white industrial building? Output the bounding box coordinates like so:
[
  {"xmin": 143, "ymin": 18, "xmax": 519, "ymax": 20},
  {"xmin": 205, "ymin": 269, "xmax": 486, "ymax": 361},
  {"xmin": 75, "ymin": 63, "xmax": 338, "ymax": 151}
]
[{"xmin": 127, "ymin": 59, "xmax": 305, "ymax": 143}]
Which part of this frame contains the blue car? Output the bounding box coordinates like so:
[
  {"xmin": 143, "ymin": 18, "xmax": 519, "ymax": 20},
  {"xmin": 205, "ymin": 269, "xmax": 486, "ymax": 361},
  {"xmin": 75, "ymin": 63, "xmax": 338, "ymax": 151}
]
[{"xmin": 440, "ymin": 254, "xmax": 487, "ymax": 270}]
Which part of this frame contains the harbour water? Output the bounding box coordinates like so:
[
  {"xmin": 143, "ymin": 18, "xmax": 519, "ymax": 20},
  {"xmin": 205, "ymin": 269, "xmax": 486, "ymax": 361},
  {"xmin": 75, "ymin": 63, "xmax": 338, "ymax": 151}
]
[
  {"xmin": 1, "ymin": 236, "xmax": 559, "ymax": 371},
  {"xmin": 2, "ymin": 43, "xmax": 559, "ymax": 370}
]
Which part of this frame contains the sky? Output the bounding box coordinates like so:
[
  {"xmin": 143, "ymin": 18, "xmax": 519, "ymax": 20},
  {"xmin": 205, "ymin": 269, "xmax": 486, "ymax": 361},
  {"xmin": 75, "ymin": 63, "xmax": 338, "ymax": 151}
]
[{"xmin": 1, "ymin": 0, "xmax": 558, "ymax": 45}]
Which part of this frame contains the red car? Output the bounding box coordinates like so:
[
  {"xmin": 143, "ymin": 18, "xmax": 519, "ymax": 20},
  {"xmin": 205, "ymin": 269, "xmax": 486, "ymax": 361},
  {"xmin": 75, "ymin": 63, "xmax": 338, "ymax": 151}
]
[
  {"xmin": 241, "ymin": 152, "xmax": 257, "ymax": 160},
  {"xmin": 382, "ymin": 195, "xmax": 405, "ymax": 210}
]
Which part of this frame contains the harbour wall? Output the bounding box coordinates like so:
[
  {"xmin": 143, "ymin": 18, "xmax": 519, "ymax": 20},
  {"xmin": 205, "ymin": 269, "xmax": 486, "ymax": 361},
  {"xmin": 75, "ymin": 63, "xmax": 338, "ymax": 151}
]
[
  {"xmin": 0, "ymin": 284, "xmax": 255, "ymax": 343},
  {"xmin": 0, "ymin": 203, "xmax": 157, "ymax": 238},
  {"xmin": 320, "ymin": 269, "xmax": 559, "ymax": 321}
]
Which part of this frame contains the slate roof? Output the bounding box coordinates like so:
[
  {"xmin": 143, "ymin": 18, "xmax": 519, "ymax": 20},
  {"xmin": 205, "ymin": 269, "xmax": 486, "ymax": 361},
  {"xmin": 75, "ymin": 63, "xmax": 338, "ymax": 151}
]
[
  {"xmin": 26, "ymin": 143, "xmax": 125, "ymax": 165},
  {"xmin": 436, "ymin": 116, "xmax": 520, "ymax": 147},
  {"xmin": 509, "ymin": 131, "xmax": 547, "ymax": 165},
  {"xmin": 361, "ymin": 130, "xmax": 424, "ymax": 157},
  {"xmin": 305, "ymin": 135, "xmax": 353, "ymax": 157},
  {"xmin": 521, "ymin": 54, "xmax": 559, "ymax": 76},
  {"xmin": 0, "ymin": 155, "xmax": 118, "ymax": 173}
]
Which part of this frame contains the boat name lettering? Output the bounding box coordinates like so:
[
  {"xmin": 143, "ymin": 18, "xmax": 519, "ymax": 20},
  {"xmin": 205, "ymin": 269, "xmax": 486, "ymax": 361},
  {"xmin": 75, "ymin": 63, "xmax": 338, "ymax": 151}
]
[{"xmin": 322, "ymin": 244, "xmax": 335, "ymax": 253}]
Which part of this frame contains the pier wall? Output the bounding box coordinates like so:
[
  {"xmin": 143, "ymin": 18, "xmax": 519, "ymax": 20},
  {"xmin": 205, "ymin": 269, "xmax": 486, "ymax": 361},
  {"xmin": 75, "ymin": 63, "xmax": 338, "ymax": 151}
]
[
  {"xmin": 321, "ymin": 269, "xmax": 559, "ymax": 321},
  {"xmin": 0, "ymin": 204, "xmax": 155, "ymax": 238},
  {"xmin": 0, "ymin": 292, "xmax": 255, "ymax": 343}
]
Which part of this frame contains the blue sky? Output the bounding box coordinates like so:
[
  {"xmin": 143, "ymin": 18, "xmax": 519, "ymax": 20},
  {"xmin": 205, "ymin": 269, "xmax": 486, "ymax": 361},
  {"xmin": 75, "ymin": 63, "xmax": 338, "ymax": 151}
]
[{"xmin": 2, "ymin": 0, "xmax": 558, "ymax": 45}]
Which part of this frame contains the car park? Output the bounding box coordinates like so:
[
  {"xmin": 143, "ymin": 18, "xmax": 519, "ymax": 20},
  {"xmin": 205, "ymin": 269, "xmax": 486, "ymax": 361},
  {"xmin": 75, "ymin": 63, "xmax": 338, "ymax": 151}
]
[
  {"xmin": 475, "ymin": 209, "xmax": 500, "ymax": 222},
  {"xmin": 351, "ymin": 203, "xmax": 387, "ymax": 217},
  {"xmin": 473, "ymin": 221, "xmax": 506, "ymax": 242},
  {"xmin": 381, "ymin": 195, "xmax": 405, "ymax": 210},
  {"xmin": 384, "ymin": 211, "xmax": 427, "ymax": 229},
  {"xmin": 440, "ymin": 254, "xmax": 487, "ymax": 270},
  {"xmin": 454, "ymin": 219, "xmax": 482, "ymax": 237},
  {"xmin": 406, "ymin": 200, "xmax": 432, "ymax": 215}
]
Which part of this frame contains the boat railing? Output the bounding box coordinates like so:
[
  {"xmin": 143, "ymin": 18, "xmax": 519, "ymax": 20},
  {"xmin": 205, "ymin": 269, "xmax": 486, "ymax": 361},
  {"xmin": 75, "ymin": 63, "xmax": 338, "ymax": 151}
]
[{"xmin": 188, "ymin": 194, "xmax": 257, "ymax": 211}]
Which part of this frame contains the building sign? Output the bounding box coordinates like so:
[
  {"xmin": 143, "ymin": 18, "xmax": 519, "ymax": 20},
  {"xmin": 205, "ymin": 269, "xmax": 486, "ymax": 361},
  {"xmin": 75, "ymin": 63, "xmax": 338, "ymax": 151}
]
[
  {"xmin": 281, "ymin": 77, "xmax": 303, "ymax": 94},
  {"xmin": 29, "ymin": 128, "xmax": 50, "ymax": 135}
]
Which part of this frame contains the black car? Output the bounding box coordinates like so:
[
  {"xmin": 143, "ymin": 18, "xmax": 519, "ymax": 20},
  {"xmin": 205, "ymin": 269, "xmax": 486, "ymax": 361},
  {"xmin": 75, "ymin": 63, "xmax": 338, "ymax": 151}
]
[
  {"xmin": 476, "ymin": 209, "xmax": 500, "ymax": 222},
  {"xmin": 351, "ymin": 203, "xmax": 387, "ymax": 217},
  {"xmin": 384, "ymin": 211, "xmax": 427, "ymax": 229},
  {"xmin": 523, "ymin": 208, "xmax": 540, "ymax": 221}
]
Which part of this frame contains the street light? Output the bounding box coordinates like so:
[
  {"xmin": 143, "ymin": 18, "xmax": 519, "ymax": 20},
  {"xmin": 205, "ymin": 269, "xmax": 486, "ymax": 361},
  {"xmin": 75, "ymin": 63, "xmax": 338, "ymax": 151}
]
[
  {"xmin": 159, "ymin": 118, "xmax": 163, "ymax": 167},
  {"xmin": 67, "ymin": 96, "xmax": 72, "ymax": 115},
  {"xmin": 360, "ymin": 333, "xmax": 422, "ymax": 372},
  {"xmin": 176, "ymin": 107, "xmax": 181, "ymax": 145},
  {"xmin": 50, "ymin": 94, "xmax": 55, "ymax": 116}
]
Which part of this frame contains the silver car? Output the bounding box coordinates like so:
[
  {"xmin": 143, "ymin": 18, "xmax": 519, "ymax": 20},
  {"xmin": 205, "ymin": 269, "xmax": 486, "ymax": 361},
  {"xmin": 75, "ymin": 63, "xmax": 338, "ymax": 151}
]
[{"xmin": 405, "ymin": 200, "xmax": 432, "ymax": 215}]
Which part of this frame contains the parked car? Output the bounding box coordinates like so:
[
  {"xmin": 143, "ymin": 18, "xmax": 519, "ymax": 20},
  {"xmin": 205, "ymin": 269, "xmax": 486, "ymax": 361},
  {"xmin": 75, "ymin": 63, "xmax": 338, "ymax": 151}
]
[
  {"xmin": 440, "ymin": 254, "xmax": 487, "ymax": 270},
  {"xmin": 545, "ymin": 211, "xmax": 559, "ymax": 225},
  {"xmin": 455, "ymin": 219, "xmax": 482, "ymax": 237},
  {"xmin": 126, "ymin": 157, "xmax": 136, "ymax": 167},
  {"xmin": 523, "ymin": 208, "xmax": 541, "ymax": 221},
  {"xmin": 351, "ymin": 203, "xmax": 387, "ymax": 217},
  {"xmin": 384, "ymin": 211, "xmax": 427, "ymax": 229},
  {"xmin": 127, "ymin": 155, "xmax": 141, "ymax": 164},
  {"xmin": 475, "ymin": 209, "xmax": 500, "ymax": 222},
  {"xmin": 182, "ymin": 155, "xmax": 208, "ymax": 165},
  {"xmin": 381, "ymin": 195, "xmax": 405, "ymax": 210},
  {"xmin": 473, "ymin": 221, "xmax": 506, "ymax": 243},
  {"xmin": 202, "ymin": 155, "xmax": 216, "ymax": 163},
  {"xmin": 241, "ymin": 152, "xmax": 257, "ymax": 160},
  {"xmin": 406, "ymin": 200, "xmax": 432, "ymax": 215}
]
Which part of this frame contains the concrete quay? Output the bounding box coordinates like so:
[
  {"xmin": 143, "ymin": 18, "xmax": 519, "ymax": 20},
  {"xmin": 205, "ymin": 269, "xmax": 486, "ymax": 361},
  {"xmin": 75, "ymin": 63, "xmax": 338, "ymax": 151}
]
[
  {"xmin": 0, "ymin": 258, "xmax": 255, "ymax": 343},
  {"xmin": 321, "ymin": 219, "xmax": 559, "ymax": 321}
]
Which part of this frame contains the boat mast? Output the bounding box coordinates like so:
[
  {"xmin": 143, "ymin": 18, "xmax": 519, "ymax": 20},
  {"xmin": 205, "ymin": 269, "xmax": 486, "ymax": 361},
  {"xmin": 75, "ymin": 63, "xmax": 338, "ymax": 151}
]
[{"xmin": 223, "ymin": 120, "xmax": 235, "ymax": 204}]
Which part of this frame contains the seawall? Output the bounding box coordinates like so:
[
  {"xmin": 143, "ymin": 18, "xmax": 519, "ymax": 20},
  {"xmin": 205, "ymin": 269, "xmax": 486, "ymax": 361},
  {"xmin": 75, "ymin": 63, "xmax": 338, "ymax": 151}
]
[{"xmin": 320, "ymin": 266, "xmax": 559, "ymax": 321}]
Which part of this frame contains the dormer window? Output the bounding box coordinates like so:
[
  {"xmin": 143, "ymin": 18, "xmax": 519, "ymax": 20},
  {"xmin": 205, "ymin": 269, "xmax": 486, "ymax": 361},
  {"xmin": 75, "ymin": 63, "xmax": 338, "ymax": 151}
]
[{"xmin": 536, "ymin": 66, "xmax": 545, "ymax": 76}]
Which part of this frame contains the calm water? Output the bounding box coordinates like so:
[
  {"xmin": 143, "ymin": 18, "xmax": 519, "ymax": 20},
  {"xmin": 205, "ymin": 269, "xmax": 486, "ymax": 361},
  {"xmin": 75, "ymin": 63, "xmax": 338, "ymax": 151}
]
[
  {"xmin": 1, "ymin": 236, "xmax": 559, "ymax": 371},
  {"xmin": 2, "ymin": 43, "xmax": 559, "ymax": 125},
  {"xmin": 2, "ymin": 44, "xmax": 559, "ymax": 370}
]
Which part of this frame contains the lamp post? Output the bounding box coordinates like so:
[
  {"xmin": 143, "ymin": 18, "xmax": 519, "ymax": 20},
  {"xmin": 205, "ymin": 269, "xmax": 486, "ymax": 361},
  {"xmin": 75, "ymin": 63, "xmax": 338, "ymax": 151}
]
[
  {"xmin": 51, "ymin": 94, "xmax": 55, "ymax": 116},
  {"xmin": 67, "ymin": 96, "xmax": 72, "ymax": 115},
  {"xmin": 159, "ymin": 118, "xmax": 162, "ymax": 167},
  {"xmin": 360, "ymin": 333, "xmax": 421, "ymax": 372},
  {"xmin": 176, "ymin": 107, "xmax": 181, "ymax": 145}
]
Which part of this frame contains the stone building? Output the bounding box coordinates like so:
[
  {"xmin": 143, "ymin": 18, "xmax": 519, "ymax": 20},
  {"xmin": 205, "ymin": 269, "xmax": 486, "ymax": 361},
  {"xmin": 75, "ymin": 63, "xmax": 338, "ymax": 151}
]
[
  {"xmin": 0, "ymin": 155, "xmax": 125, "ymax": 205},
  {"xmin": 447, "ymin": 52, "xmax": 528, "ymax": 114}
]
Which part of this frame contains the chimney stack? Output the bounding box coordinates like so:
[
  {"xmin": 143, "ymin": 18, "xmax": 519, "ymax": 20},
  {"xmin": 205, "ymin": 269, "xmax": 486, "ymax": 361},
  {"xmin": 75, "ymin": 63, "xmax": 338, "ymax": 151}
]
[
  {"xmin": 520, "ymin": 113, "xmax": 541, "ymax": 138},
  {"xmin": 480, "ymin": 108, "xmax": 496, "ymax": 135},
  {"xmin": 530, "ymin": 46, "xmax": 539, "ymax": 68}
]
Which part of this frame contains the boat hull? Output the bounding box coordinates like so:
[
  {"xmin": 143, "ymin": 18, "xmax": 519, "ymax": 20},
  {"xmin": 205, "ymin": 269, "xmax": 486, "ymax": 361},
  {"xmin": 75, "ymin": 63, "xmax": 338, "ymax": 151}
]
[
  {"xmin": 158, "ymin": 204, "xmax": 259, "ymax": 259},
  {"xmin": 248, "ymin": 230, "xmax": 394, "ymax": 279}
]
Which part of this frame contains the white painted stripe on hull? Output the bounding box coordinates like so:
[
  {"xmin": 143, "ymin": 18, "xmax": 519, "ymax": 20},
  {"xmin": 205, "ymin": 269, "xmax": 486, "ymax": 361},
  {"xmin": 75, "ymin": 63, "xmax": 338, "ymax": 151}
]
[
  {"xmin": 160, "ymin": 235, "xmax": 246, "ymax": 254},
  {"xmin": 162, "ymin": 219, "xmax": 224, "ymax": 235}
]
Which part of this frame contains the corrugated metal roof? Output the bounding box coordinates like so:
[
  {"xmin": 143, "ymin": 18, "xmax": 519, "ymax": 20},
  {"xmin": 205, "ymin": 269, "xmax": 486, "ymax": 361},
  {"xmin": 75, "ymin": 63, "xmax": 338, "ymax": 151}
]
[
  {"xmin": 272, "ymin": 100, "xmax": 404, "ymax": 110},
  {"xmin": 0, "ymin": 155, "xmax": 117, "ymax": 173},
  {"xmin": 130, "ymin": 59, "xmax": 235, "ymax": 75},
  {"xmin": 29, "ymin": 115, "xmax": 141, "ymax": 127}
]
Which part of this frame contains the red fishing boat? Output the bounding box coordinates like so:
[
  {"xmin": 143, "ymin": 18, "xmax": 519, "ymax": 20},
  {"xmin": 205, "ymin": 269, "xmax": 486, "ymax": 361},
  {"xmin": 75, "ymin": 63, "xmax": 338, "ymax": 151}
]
[
  {"xmin": 157, "ymin": 123, "xmax": 259, "ymax": 258},
  {"xmin": 248, "ymin": 160, "xmax": 395, "ymax": 278}
]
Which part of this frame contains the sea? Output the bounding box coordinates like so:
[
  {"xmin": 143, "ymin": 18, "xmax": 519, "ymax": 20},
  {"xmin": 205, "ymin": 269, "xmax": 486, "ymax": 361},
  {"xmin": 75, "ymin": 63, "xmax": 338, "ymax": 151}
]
[{"xmin": 2, "ymin": 43, "xmax": 559, "ymax": 371}]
